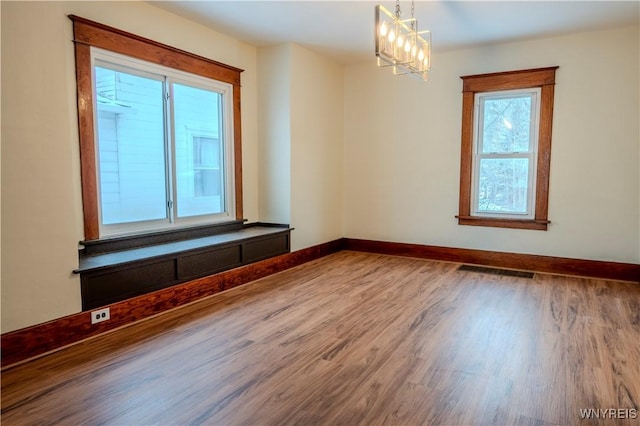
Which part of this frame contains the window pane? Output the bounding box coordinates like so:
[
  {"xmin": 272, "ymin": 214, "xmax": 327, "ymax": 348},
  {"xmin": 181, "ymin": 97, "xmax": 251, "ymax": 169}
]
[
  {"xmin": 481, "ymin": 95, "xmax": 532, "ymax": 153},
  {"xmin": 477, "ymin": 158, "xmax": 529, "ymax": 214},
  {"xmin": 173, "ymin": 83, "xmax": 224, "ymax": 217},
  {"xmin": 193, "ymin": 137, "xmax": 221, "ymax": 197},
  {"xmin": 95, "ymin": 66, "xmax": 167, "ymax": 225}
]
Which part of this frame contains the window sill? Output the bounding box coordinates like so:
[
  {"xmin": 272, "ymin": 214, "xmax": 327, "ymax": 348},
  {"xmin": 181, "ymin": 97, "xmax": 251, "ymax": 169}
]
[
  {"xmin": 79, "ymin": 220, "xmax": 247, "ymax": 256},
  {"xmin": 456, "ymin": 215, "xmax": 549, "ymax": 231},
  {"xmin": 75, "ymin": 224, "xmax": 291, "ymax": 273},
  {"xmin": 75, "ymin": 222, "xmax": 292, "ymax": 310}
]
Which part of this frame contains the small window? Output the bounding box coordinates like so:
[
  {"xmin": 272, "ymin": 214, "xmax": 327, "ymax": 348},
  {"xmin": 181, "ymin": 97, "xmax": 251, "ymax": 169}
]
[
  {"xmin": 472, "ymin": 89, "xmax": 540, "ymax": 218},
  {"xmin": 457, "ymin": 67, "xmax": 558, "ymax": 231}
]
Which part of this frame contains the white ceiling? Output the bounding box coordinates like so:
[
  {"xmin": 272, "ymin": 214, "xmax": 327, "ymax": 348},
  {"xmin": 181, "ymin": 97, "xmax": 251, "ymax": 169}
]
[{"xmin": 149, "ymin": 1, "xmax": 640, "ymax": 65}]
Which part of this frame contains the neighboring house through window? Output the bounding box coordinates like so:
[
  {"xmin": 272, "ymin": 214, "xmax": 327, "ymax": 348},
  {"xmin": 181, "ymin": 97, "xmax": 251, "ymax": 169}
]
[
  {"xmin": 457, "ymin": 67, "xmax": 558, "ymax": 230},
  {"xmin": 192, "ymin": 134, "xmax": 222, "ymax": 199},
  {"xmin": 71, "ymin": 16, "xmax": 243, "ymax": 240}
]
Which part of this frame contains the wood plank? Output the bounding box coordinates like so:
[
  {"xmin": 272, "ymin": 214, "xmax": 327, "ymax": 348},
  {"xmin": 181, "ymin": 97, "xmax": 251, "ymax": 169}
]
[
  {"xmin": 70, "ymin": 16, "xmax": 243, "ymax": 85},
  {"xmin": 233, "ymin": 83, "xmax": 243, "ymax": 220},
  {"xmin": 535, "ymin": 82, "xmax": 555, "ymax": 222},
  {"xmin": 458, "ymin": 90, "xmax": 474, "ymax": 218},
  {"xmin": 461, "ymin": 67, "xmax": 559, "ymax": 93},
  {"xmin": 73, "ymin": 41, "xmax": 99, "ymax": 240},
  {"xmin": 2, "ymin": 252, "xmax": 638, "ymax": 425}
]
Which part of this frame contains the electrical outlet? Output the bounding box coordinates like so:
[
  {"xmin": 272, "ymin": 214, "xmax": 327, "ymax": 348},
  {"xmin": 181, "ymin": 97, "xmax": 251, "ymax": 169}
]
[{"xmin": 91, "ymin": 307, "xmax": 110, "ymax": 324}]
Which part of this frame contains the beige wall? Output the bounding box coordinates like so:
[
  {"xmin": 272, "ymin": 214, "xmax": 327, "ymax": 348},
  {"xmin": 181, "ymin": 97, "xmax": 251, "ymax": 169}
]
[
  {"xmin": 257, "ymin": 43, "xmax": 344, "ymax": 251},
  {"xmin": 1, "ymin": 0, "xmax": 260, "ymax": 332},
  {"xmin": 344, "ymin": 26, "xmax": 640, "ymax": 264},
  {"xmin": 3, "ymin": 1, "xmax": 83, "ymax": 333},
  {"xmin": 258, "ymin": 45, "xmax": 292, "ymax": 225},
  {"xmin": 289, "ymin": 44, "xmax": 344, "ymax": 250}
]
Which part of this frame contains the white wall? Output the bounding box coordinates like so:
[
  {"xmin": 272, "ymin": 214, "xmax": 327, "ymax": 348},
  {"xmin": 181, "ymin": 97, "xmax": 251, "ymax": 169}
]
[
  {"xmin": 290, "ymin": 44, "xmax": 344, "ymax": 250},
  {"xmin": 258, "ymin": 43, "xmax": 344, "ymax": 251},
  {"xmin": 344, "ymin": 26, "xmax": 640, "ymax": 264},
  {"xmin": 258, "ymin": 45, "xmax": 292, "ymax": 225},
  {"xmin": 2, "ymin": 1, "xmax": 83, "ymax": 333},
  {"xmin": 1, "ymin": 0, "xmax": 260, "ymax": 333}
]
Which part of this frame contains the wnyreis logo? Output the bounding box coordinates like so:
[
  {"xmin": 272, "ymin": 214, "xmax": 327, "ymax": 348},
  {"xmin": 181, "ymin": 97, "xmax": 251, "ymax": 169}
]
[{"xmin": 579, "ymin": 408, "xmax": 638, "ymax": 419}]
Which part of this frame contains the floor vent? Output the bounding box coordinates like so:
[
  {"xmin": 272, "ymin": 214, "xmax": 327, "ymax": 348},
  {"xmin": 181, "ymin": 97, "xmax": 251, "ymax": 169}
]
[{"xmin": 457, "ymin": 264, "xmax": 534, "ymax": 279}]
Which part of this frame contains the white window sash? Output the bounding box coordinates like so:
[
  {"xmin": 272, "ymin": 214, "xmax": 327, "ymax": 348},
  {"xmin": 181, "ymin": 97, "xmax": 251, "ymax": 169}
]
[
  {"xmin": 91, "ymin": 47, "xmax": 235, "ymax": 237},
  {"xmin": 471, "ymin": 88, "xmax": 541, "ymax": 219}
]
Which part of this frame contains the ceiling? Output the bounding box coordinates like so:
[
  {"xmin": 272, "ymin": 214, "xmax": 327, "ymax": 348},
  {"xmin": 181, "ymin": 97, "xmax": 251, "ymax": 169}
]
[{"xmin": 149, "ymin": 1, "xmax": 640, "ymax": 65}]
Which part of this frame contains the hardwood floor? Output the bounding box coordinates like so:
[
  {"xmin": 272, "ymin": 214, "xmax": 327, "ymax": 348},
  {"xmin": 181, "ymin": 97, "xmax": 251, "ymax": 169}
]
[{"xmin": 2, "ymin": 251, "xmax": 639, "ymax": 425}]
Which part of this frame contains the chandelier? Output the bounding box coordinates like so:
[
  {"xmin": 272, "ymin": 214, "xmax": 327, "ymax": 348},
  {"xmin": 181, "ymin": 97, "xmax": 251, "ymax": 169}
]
[{"xmin": 375, "ymin": 1, "xmax": 431, "ymax": 81}]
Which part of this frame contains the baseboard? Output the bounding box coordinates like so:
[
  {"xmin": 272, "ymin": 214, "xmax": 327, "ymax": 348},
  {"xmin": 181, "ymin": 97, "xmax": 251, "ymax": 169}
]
[
  {"xmin": 1, "ymin": 239, "xmax": 344, "ymax": 369},
  {"xmin": 343, "ymin": 238, "xmax": 640, "ymax": 283}
]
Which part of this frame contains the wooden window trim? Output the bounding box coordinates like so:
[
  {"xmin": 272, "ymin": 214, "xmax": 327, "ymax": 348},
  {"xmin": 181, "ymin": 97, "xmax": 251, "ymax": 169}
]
[
  {"xmin": 457, "ymin": 67, "xmax": 558, "ymax": 231},
  {"xmin": 69, "ymin": 15, "xmax": 244, "ymax": 240}
]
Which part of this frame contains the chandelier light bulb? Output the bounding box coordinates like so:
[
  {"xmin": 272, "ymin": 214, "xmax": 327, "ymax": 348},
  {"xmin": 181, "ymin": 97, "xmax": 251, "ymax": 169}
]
[
  {"xmin": 418, "ymin": 49, "xmax": 424, "ymax": 61},
  {"xmin": 388, "ymin": 29, "xmax": 396, "ymax": 43},
  {"xmin": 397, "ymin": 34, "xmax": 404, "ymax": 48},
  {"xmin": 379, "ymin": 21, "xmax": 388, "ymax": 37}
]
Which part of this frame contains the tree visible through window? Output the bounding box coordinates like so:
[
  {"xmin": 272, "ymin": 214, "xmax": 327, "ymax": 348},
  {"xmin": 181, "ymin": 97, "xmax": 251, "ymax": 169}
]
[
  {"xmin": 474, "ymin": 90, "xmax": 539, "ymax": 217},
  {"xmin": 457, "ymin": 67, "xmax": 558, "ymax": 231}
]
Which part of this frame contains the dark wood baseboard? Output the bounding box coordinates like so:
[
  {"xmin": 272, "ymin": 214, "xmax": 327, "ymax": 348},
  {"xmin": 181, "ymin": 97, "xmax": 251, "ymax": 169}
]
[
  {"xmin": 1, "ymin": 239, "xmax": 344, "ymax": 369},
  {"xmin": 343, "ymin": 238, "xmax": 640, "ymax": 283}
]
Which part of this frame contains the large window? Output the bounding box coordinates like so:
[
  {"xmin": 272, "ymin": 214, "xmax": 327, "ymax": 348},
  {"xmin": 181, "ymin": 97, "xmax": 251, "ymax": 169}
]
[
  {"xmin": 457, "ymin": 67, "xmax": 558, "ymax": 230},
  {"xmin": 94, "ymin": 51, "xmax": 233, "ymax": 235},
  {"xmin": 71, "ymin": 16, "xmax": 243, "ymax": 240}
]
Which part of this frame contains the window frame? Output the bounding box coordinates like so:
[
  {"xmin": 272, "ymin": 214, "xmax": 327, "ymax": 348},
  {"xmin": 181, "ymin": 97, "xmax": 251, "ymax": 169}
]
[
  {"xmin": 457, "ymin": 67, "xmax": 558, "ymax": 231},
  {"xmin": 70, "ymin": 15, "xmax": 244, "ymax": 240}
]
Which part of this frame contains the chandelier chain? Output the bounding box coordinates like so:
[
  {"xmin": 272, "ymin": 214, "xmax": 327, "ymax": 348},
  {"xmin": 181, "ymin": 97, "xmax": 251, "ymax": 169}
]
[
  {"xmin": 394, "ymin": 0, "xmax": 417, "ymax": 28},
  {"xmin": 411, "ymin": 0, "xmax": 415, "ymax": 30}
]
